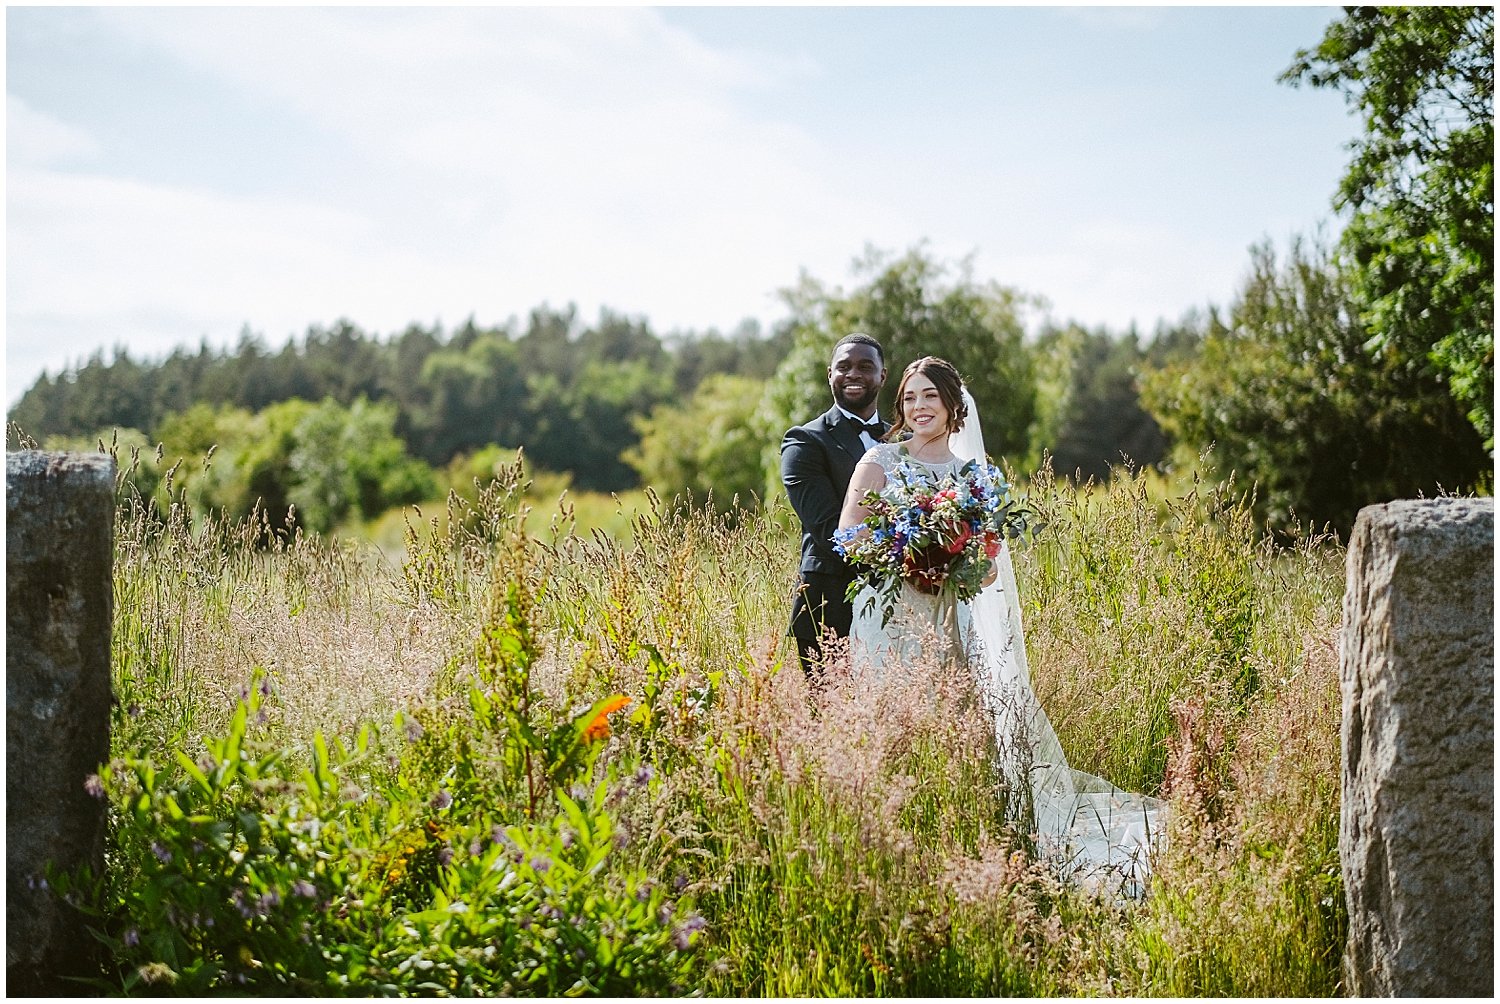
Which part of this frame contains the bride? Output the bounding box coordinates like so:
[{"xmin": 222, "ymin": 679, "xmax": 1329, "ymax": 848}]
[{"xmin": 836, "ymin": 356, "xmax": 1163, "ymax": 899}]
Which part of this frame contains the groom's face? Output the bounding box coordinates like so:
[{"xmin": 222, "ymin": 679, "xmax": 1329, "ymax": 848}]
[{"xmin": 828, "ymin": 343, "xmax": 886, "ymax": 416}]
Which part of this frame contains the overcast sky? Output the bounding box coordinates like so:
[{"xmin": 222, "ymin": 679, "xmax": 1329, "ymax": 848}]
[{"xmin": 6, "ymin": 5, "xmax": 1360, "ymax": 407}]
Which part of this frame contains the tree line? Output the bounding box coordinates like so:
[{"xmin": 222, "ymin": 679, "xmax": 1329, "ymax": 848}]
[{"xmin": 8, "ymin": 8, "xmax": 1491, "ymax": 541}]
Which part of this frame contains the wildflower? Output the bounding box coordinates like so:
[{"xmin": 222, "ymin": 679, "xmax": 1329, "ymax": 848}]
[
  {"xmin": 431, "ymin": 789, "xmax": 452, "ymax": 810},
  {"xmin": 581, "ymin": 694, "xmax": 631, "ymax": 743},
  {"xmin": 528, "ymin": 855, "xmax": 552, "ymax": 874},
  {"xmin": 634, "ymin": 765, "xmax": 654, "ymax": 787},
  {"xmin": 469, "ymin": 839, "xmax": 482, "ymax": 856},
  {"xmin": 126, "ymin": 702, "xmax": 142, "ymax": 719},
  {"xmin": 559, "ymin": 828, "xmax": 576, "ymax": 849},
  {"xmin": 122, "ymin": 927, "xmax": 140, "ymax": 948},
  {"xmin": 83, "ymin": 774, "xmax": 105, "ymax": 799},
  {"xmin": 672, "ymin": 914, "xmax": 707, "ymax": 950},
  {"xmin": 258, "ymin": 676, "xmax": 272, "ymax": 698},
  {"xmin": 437, "ymin": 846, "xmax": 454, "ymax": 867},
  {"xmin": 291, "ymin": 880, "xmax": 317, "ymax": 899},
  {"xmin": 151, "ymin": 842, "xmax": 172, "ymax": 865},
  {"xmin": 403, "ymin": 717, "xmax": 424, "ymax": 742}
]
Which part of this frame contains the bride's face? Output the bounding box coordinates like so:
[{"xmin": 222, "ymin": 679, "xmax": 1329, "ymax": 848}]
[{"xmin": 900, "ymin": 372, "xmax": 949, "ymax": 437}]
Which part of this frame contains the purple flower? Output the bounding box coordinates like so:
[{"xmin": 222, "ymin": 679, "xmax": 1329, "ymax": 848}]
[
  {"xmin": 437, "ymin": 846, "xmax": 454, "ymax": 867},
  {"xmin": 292, "ymin": 880, "xmax": 317, "ymax": 899},
  {"xmin": 672, "ymin": 914, "xmax": 708, "ymax": 950},
  {"xmin": 122, "ymin": 927, "xmax": 140, "ymax": 948},
  {"xmin": 126, "ymin": 702, "xmax": 142, "ymax": 719},
  {"xmin": 468, "ymin": 839, "xmax": 482, "ymax": 856},
  {"xmin": 258, "ymin": 676, "xmax": 272, "ymax": 698},
  {"xmin": 559, "ymin": 828, "xmax": 576, "ymax": 850},
  {"xmin": 528, "ymin": 855, "xmax": 552, "ymax": 874},
  {"xmin": 634, "ymin": 765, "xmax": 654, "ymax": 787},
  {"xmin": 151, "ymin": 842, "xmax": 172, "ymax": 864},
  {"xmin": 431, "ymin": 789, "xmax": 452, "ymax": 810},
  {"xmin": 404, "ymin": 717, "xmax": 424, "ymax": 742},
  {"xmin": 83, "ymin": 773, "xmax": 106, "ymax": 799}
]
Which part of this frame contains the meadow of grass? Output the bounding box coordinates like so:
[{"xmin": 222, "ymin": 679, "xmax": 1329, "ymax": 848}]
[{"xmin": 67, "ymin": 453, "xmax": 1347, "ymax": 995}]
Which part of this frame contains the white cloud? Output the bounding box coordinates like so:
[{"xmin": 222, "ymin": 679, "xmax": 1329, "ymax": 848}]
[{"xmin": 7, "ymin": 94, "xmax": 100, "ymax": 167}]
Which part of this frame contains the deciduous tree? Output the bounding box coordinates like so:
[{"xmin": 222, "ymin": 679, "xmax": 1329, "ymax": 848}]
[{"xmin": 1283, "ymin": 6, "xmax": 1495, "ymax": 446}]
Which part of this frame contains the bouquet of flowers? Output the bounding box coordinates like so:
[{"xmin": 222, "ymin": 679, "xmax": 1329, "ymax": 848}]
[{"xmin": 832, "ymin": 458, "xmax": 1034, "ymax": 624}]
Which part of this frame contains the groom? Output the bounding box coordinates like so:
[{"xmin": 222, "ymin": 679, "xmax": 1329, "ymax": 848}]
[{"xmin": 781, "ymin": 332, "xmax": 888, "ymax": 680}]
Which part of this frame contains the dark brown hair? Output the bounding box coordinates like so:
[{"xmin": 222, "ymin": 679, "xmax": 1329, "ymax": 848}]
[{"xmin": 885, "ymin": 356, "xmax": 967, "ymax": 440}]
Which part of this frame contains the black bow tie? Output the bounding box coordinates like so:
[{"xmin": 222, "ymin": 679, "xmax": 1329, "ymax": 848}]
[{"xmin": 851, "ymin": 417, "xmax": 882, "ymax": 435}]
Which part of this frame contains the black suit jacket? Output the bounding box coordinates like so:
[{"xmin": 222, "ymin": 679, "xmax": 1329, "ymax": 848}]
[{"xmin": 781, "ymin": 406, "xmax": 884, "ymax": 576}]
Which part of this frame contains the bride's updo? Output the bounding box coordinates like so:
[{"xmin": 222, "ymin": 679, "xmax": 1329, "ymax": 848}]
[{"xmin": 886, "ymin": 355, "xmax": 968, "ymax": 440}]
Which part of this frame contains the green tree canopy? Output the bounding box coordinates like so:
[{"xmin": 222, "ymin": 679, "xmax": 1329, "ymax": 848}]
[
  {"xmin": 1283, "ymin": 6, "xmax": 1495, "ymax": 447},
  {"xmin": 625, "ymin": 374, "xmax": 768, "ymax": 515},
  {"xmin": 1141, "ymin": 237, "xmax": 1487, "ymax": 537}
]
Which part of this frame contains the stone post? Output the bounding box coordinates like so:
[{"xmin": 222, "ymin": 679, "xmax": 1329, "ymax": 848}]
[
  {"xmin": 1341, "ymin": 497, "xmax": 1493, "ymax": 996},
  {"xmin": 6, "ymin": 452, "xmax": 115, "ymax": 993}
]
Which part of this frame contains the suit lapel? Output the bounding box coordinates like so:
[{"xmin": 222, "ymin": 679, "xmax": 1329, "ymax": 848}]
[{"xmin": 825, "ymin": 407, "xmax": 866, "ymax": 462}]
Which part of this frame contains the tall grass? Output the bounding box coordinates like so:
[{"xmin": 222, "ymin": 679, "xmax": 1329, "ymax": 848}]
[{"xmin": 94, "ymin": 451, "xmax": 1346, "ymax": 995}]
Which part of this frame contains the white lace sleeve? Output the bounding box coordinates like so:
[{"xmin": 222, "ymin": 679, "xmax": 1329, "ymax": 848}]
[{"xmin": 861, "ymin": 442, "xmax": 907, "ymax": 479}]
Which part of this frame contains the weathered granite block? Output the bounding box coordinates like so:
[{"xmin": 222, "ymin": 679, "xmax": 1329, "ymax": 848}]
[
  {"xmin": 1341, "ymin": 497, "xmax": 1493, "ymax": 996},
  {"xmin": 6, "ymin": 451, "xmax": 115, "ymax": 993}
]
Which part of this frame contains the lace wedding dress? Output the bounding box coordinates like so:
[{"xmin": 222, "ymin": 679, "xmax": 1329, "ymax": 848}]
[{"xmin": 848, "ymin": 392, "xmax": 1164, "ymax": 899}]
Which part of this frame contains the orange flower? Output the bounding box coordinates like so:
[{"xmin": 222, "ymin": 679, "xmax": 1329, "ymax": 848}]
[{"xmin": 582, "ymin": 694, "xmax": 631, "ymax": 743}]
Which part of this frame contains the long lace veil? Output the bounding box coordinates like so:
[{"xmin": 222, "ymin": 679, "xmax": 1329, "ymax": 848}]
[{"xmin": 952, "ymin": 387, "xmax": 1163, "ymax": 898}]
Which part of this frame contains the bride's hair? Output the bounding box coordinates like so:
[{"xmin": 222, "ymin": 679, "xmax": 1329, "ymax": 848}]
[{"xmin": 885, "ymin": 356, "xmax": 968, "ymax": 441}]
